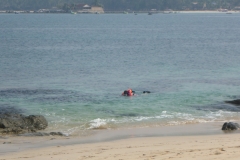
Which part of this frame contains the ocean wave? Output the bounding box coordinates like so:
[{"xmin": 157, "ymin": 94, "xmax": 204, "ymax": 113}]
[
  {"xmin": 42, "ymin": 109, "xmax": 240, "ymax": 136},
  {"xmin": 87, "ymin": 118, "xmax": 116, "ymax": 130}
]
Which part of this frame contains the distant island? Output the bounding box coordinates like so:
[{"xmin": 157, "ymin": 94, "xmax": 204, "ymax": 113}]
[{"xmin": 0, "ymin": 0, "xmax": 240, "ymax": 13}]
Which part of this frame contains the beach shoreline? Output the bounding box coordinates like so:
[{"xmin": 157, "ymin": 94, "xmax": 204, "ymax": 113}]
[{"xmin": 1, "ymin": 122, "xmax": 240, "ymax": 159}]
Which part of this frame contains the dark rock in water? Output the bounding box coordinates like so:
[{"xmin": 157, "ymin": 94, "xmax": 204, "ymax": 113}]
[
  {"xmin": 0, "ymin": 104, "xmax": 24, "ymax": 115},
  {"xmin": 143, "ymin": 91, "xmax": 151, "ymax": 93},
  {"xmin": 24, "ymin": 115, "xmax": 48, "ymax": 130},
  {"xmin": 49, "ymin": 132, "xmax": 65, "ymax": 136},
  {"xmin": 194, "ymin": 103, "xmax": 240, "ymax": 112},
  {"xmin": 19, "ymin": 132, "xmax": 65, "ymax": 137},
  {"xmin": 18, "ymin": 132, "xmax": 50, "ymax": 136},
  {"xmin": 0, "ymin": 114, "xmax": 48, "ymax": 134},
  {"xmin": 222, "ymin": 122, "xmax": 240, "ymax": 130},
  {"xmin": 225, "ymin": 99, "xmax": 240, "ymax": 106}
]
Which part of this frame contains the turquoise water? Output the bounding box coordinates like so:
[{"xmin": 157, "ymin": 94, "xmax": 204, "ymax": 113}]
[{"xmin": 1, "ymin": 13, "xmax": 240, "ymax": 135}]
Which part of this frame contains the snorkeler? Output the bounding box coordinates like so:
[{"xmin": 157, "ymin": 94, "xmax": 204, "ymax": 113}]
[{"xmin": 122, "ymin": 89, "xmax": 134, "ymax": 96}]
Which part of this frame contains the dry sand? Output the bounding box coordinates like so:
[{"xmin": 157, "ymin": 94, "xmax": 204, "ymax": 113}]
[
  {"xmin": 1, "ymin": 123, "xmax": 240, "ymax": 160},
  {"xmin": 1, "ymin": 132, "xmax": 240, "ymax": 160}
]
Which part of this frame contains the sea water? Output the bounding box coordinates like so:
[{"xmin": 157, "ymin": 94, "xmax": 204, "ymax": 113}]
[{"xmin": 0, "ymin": 13, "xmax": 240, "ymax": 136}]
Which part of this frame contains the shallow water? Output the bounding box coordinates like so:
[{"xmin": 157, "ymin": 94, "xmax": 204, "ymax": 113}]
[{"xmin": 0, "ymin": 13, "xmax": 240, "ymax": 135}]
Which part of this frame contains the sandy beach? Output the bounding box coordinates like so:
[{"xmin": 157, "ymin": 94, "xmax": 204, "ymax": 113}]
[
  {"xmin": 1, "ymin": 123, "xmax": 240, "ymax": 160},
  {"xmin": 1, "ymin": 134, "xmax": 240, "ymax": 160}
]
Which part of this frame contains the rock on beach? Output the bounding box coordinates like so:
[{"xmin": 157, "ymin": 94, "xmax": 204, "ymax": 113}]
[
  {"xmin": 222, "ymin": 122, "xmax": 240, "ymax": 131},
  {"xmin": 0, "ymin": 114, "xmax": 48, "ymax": 134}
]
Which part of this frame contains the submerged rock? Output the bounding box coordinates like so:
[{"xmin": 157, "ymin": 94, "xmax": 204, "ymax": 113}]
[
  {"xmin": 222, "ymin": 122, "xmax": 240, "ymax": 131},
  {"xmin": 49, "ymin": 132, "xmax": 65, "ymax": 136},
  {"xmin": 19, "ymin": 132, "xmax": 66, "ymax": 137},
  {"xmin": 18, "ymin": 132, "xmax": 49, "ymax": 136},
  {"xmin": 0, "ymin": 114, "xmax": 48, "ymax": 134},
  {"xmin": 225, "ymin": 99, "xmax": 240, "ymax": 106}
]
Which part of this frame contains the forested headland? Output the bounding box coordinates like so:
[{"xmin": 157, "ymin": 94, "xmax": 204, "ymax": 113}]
[{"xmin": 0, "ymin": 0, "xmax": 240, "ymax": 11}]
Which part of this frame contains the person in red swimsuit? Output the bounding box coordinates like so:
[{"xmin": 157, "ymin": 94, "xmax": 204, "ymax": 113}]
[{"xmin": 122, "ymin": 89, "xmax": 134, "ymax": 96}]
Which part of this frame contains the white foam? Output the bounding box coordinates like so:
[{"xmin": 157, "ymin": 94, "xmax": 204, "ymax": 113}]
[
  {"xmin": 63, "ymin": 127, "xmax": 79, "ymax": 136},
  {"xmin": 135, "ymin": 116, "xmax": 153, "ymax": 121},
  {"xmin": 88, "ymin": 118, "xmax": 106, "ymax": 129}
]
